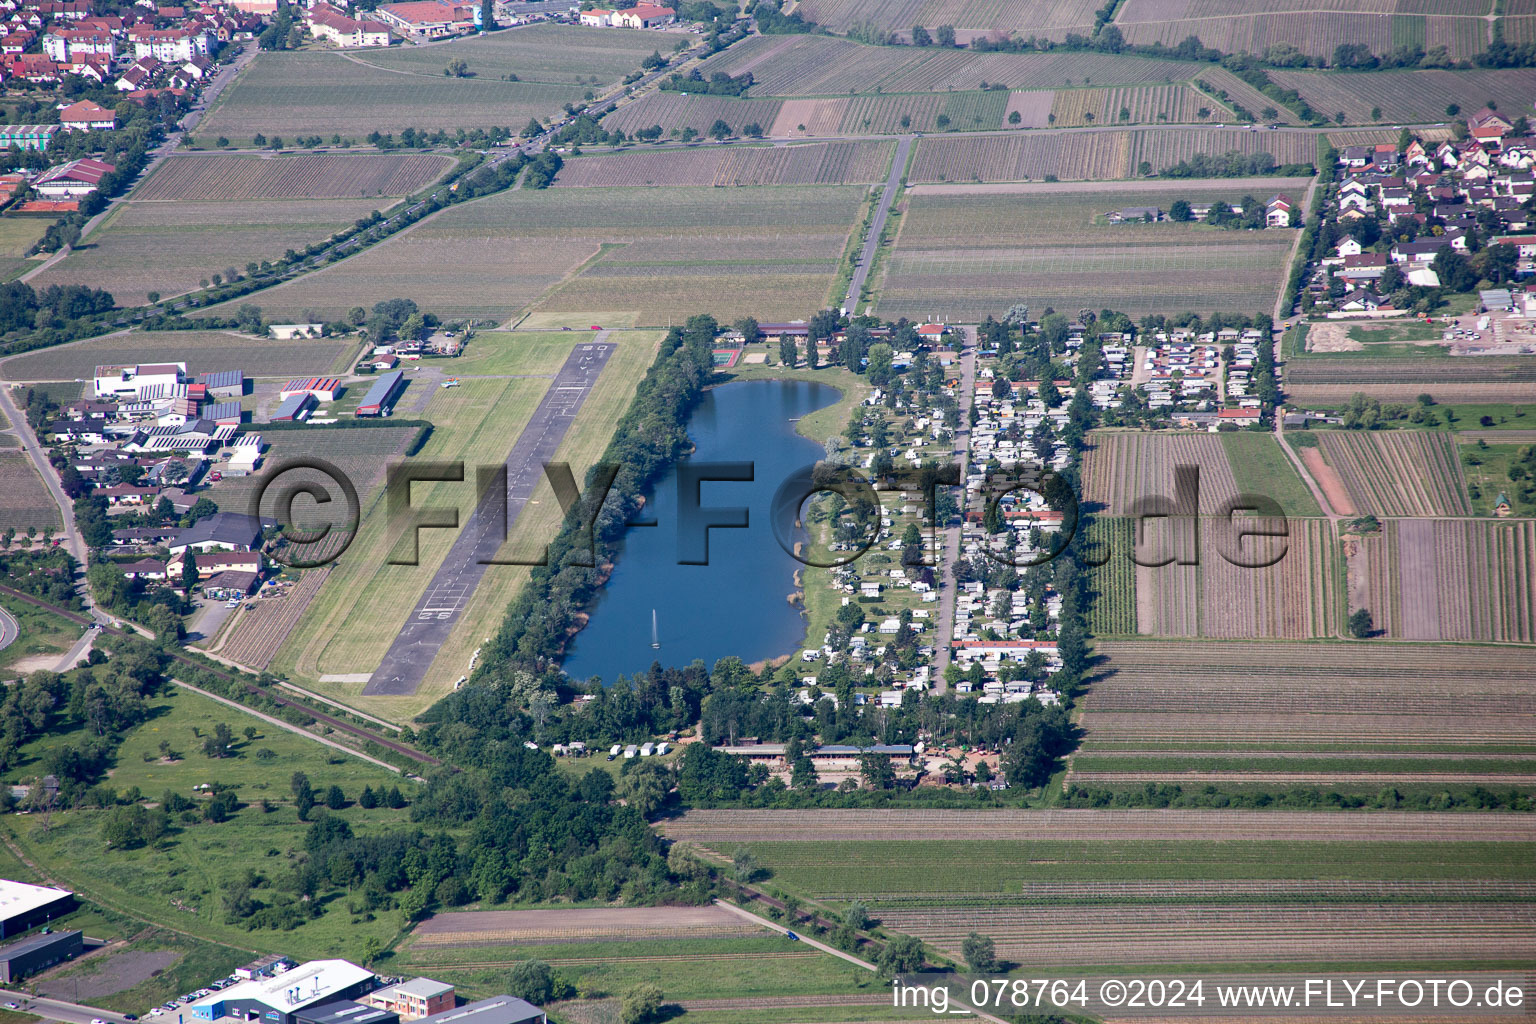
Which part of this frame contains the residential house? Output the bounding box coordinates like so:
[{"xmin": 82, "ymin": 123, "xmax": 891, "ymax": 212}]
[
  {"xmin": 1468, "ymin": 107, "xmax": 1513, "ymax": 142},
  {"xmin": 1264, "ymin": 193, "xmax": 1293, "ymax": 227},
  {"xmin": 306, "ymin": 4, "xmax": 390, "ymax": 46},
  {"xmin": 58, "ymin": 99, "xmax": 116, "ymax": 131},
  {"xmin": 128, "ymin": 26, "xmax": 209, "ymax": 61}
]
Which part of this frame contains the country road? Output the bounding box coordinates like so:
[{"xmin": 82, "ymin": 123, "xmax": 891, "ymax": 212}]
[{"xmin": 844, "ymin": 134, "xmax": 912, "ymax": 315}]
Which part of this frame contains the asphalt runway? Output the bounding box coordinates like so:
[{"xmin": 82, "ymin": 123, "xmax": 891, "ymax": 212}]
[{"xmin": 364, "ymin": 338, "xmax": 615, "ymax": 695}]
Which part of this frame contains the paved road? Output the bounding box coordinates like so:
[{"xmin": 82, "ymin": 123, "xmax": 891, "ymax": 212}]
[
  {"xmin": 0, "ymin": 989, "xmax": 134, "ymax": 1024},
  {"xmin": 931, "ymin": 325, "xmax": 976, "ymax": 690},
  {"xmin": 0, "ymin": 603, "xmax": 16, "ymax": 654},
  {"xmin": 366, "ymin": 338, "xmax": 617, "ymax": 695},
  {"xmin": 843, "ymin": 134, "xmax": 912, "ymax": 316}
]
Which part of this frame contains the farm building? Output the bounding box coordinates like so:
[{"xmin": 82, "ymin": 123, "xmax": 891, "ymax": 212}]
[
  {"xmin": 188, "ymin": 959, "xmax": 377, "ymax": 1024},
  {"xmin": 355, "ymin": 370, "xmax": 405, "ymax": 417},
  {"xmin": 0, "ymin": 880, "xmax": 74, "ymax": 937},
  {"xmin": 201, "ymin": 370, "xmax": 244, "ymax": 397},
  {"xmin": 206, "ymin": 401, "xmax": 243, "ymax": 426},
  {"xmin": 272, "ymin": 392, "xmax": 316, "ymax": 422},
  {"xmin": 364, "ymin": 979, "xmax": 455, "ymax": 1020},
  {"xmin": 0, "ymin": 124, "xmax": 59, "ymax": 150},
  {"xmin": 34, "ymin": 157, "xmax": 115, "ymax": 197},
  {"xmin": 0, "ymin": 929, "xmax": 82, "ymax": 983},
  {"xmin": 201, "ymin": 570, "xmax": 259, "ymax": 599},
  {"xmin": 94, "ymin": 362, "xmax": 185, "ymax": 398},
  {"xmin": 280, "ymin": 377, "xmax": 342, "ymax": 401}
]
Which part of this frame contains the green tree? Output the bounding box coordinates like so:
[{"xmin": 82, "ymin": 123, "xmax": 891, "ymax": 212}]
[
  {"xmin": 876, "ymin": 934, "xmax": 926, "ymax": 976},
  {"xmin": 1348, "ymin": 608, "xmax": 1374, "ymax": 638},
  {"xmin": 508, "ymin": 960, "xmax": 556, "ymax": 1004},
  {"xmin": 962, "ymin": 932, "xmax": 998, "ymax": 972},
  {"xmin": 326, "ymin": 784, "xmax": 346, "ymax": 809},
  {"xmin": 935, "ymin": 23, "xmax": 955, "ymax": 46},
  {"xmin": 620, "ymin": 983, "xmax": 662, "ymax": 1024}
]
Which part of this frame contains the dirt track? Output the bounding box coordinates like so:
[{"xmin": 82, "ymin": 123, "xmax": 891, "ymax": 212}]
[{"xmin": 1301, "ymin": 446, "xmax": 1354, "ymax": 515}]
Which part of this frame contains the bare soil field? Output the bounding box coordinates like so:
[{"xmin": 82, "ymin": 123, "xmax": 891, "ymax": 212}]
[
  {"xmin": 133, "ymin": 153, "xmax": 455, "ymax": 201},
  {"xmin": 40, "ymin": 950, "xmax": 180, "ymax": 1000},
  {"xmin": 411, "ymin": 906, "xmax": 763, "ymax": 946},
  {"xmin": 658, "ymin": 809, "xmax": 1536, "ymax": 843},
  {"xmin": 1300, "ymin": 445, "xmax": 1355, "ymax": 514}
]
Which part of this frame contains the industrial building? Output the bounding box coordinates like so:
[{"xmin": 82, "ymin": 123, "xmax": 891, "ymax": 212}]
[
  {"xmin": 0, "ymin": 929, "xmax": 82, "ymax": 982},
  {"xmin": 418, "ymin": 997, "xmax": 544, "ymax": 1024},
  {"xmin": 355, "ymin": 370, "xmax": 405, "ymax": 417},
  {"xmin": 0, "ymin": 879, "xmax": 75, "ymax": 937},
  {"xmin": 189, "ymin": 959, "xmax": 377, "ymax": 1024}
]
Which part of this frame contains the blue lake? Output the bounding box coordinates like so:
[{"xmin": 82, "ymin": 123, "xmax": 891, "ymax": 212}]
[{"xmin": 561, "ymin": 378, "xmax": 839, "ymax": 683}]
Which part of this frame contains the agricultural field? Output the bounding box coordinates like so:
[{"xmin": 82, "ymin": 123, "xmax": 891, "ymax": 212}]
[
  {"xmin": 1222, "ymin": 429, "xmax": 1324, "ymax": 517},
  {"xmin": 0, "ymin": 452, "xmax": 58, "ymax": 532},
  {"xmin": 411, "ymin": 907, "xmax": 763, "ymax": 947},
  {"xmin": 217, "ymin": 569, "xmax": 330, "ymax": 670},
  {"xmin": 1085, "ymin": 516, "xmax": 1136, "ymax": 635},
  {"xmin": 1076, "ymin": 640, "xmax": 1536, "ymax": 768},
  {"xmin": 1352, "ymin": 518, "xmax": 1536, "ymax": 643},
  {"xmin": 907, "ymin": 128, "xmax": 1317, "ymax": 181},
  {"xmin": 601, "ymin": 94, "xmax": 785, "ymax": 138},
  {"xmin": 0, "ymin": 330, "xmax": 354, "ymax": 382},
  {"xmin": 878, "ymin": 183, "xmax": 1299, "ymax": 320},
  {"xmin": 0, "ymin": 217, "xmax": 47, "ymax": 282},
  {"xmin": 693, "ymin": 33, "xmax": 1200, "ymax": 96},
  {"xmin": 1315, "ymin": 431, "xmax": 1472, "ymax": 517},
  {"xmin": 215, "ymin": 186, "xmax": 868, "ymax": 325},
  {"xmin": 209, "ymin": 425, "xmax": 420, "ymax": 524},
  {"xmin": 1049, "ymin": 83, "xmax": 1224, "ymax": 127},
  {"xmin": 27, "ymin": 198, "xmax": 384, "ymax": 305},
  {"xmin": 795, "ymin": 0, "xmax": 1101, "ymax": 41},
  {"xmin": 1268, "ymin": 68, "xmax": 1534, "ymax": 125},
  {"xmin": 1284, "ymin": 357, "xmax": 1536, "ymax": 404},
  {"xmin": 1113, "ymin": 0, "xmax": 1492, "ymax": 61},
  {"xmin": 1083, "ymin": 430, "xmax": 1241, "ymax": 516},
  {"xmin": 876, "ymin": 903, "xmax": 1535, "ymax": 967},
  {"xmin": 133, "ymin": 153, "xmax": 456, "ymax": 202},
  {"xmin": 354, "ymin": 22, "xmax": 676, "ymax": 84},
  {"xmin": 553, "ymin": 141, "xmax": 894, "ymax": 187},
  {"xmin": 194, "ymin": 51, "xmax": 589, "ymax": 143},
  {"xmin": 660, "ymin": 808, "xmax": 1536, "ymax": 843}
]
